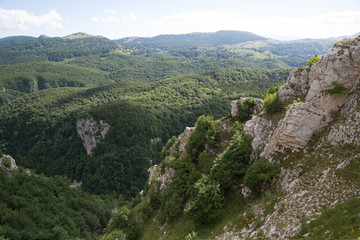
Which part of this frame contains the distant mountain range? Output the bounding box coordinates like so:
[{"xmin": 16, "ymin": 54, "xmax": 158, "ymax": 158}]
[{"xmin": 115, "ymin": 30, "xmax": 267, "ymax": 50}]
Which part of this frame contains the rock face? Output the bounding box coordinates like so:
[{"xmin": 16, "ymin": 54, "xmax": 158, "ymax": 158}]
[
  {"xmin": 76, "ymin": 118, "xmax": 110, "ymax": 155},
  {"xmin": 245, "ymin": 36, "xmax": 360, "ymax": 159},
  {"xmin": 237, "ymin": 36, "xmax": 360, "ymax": 239},
  {"xmin": 0, "ymin": 155, "xmax": 18, "ymax": 171}
]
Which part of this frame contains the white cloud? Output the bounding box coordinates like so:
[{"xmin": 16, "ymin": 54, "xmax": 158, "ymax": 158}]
[
  {"xmin": 0, "ymin": 8, "xmax": 62, "ymax": 30},
  {"xmin": 146, "ymin": 10, "xmax": 360, "ymax": 39}
]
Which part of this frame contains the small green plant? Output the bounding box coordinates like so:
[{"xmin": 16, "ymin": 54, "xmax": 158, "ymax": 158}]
[
  {"xmin": 0, "ymin": 149, "xmax": 3, "ymax": 157},
  {"xmin": 2, "ymin": 157, "xmax": 11, "ymax": 168},
  {"xmin": 262, "ymin": 87, "xmax": 284, "ymax": 114},
  {"xmin": 323, "ymin": 81, "xmax": 349, "ymax": 95},
  {"xmin": 306, "ymin": 54, "xmax": 320, "ymax": 67},
  {"xmin": 244, "ymin": 158, "xmax": 280, "ymax": 193},
  {"xmin": 237, "ymin": 97, "xmax": 256, "ymax": 121},
  {"xmin": 161, "ymin": 136, "xmax": 177, "ymax": 159},
  {"xmin": 185, "ymin": 231, "xmax": 198, "ymax": 240}
]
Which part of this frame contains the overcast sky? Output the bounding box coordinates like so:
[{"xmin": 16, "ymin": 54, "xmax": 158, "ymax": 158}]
[{"xmin": 0, "ymin": 0, "xmax": 359, "ymax": 40}]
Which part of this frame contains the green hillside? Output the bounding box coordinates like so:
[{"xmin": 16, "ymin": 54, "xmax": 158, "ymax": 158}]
[
  {"xmin": 0, "ymin": 68, "xmax": 289, "ymax": 198},
  {"xmin": 116, "ymin": 30, "xmax": 267, "ymax": 50},
  {"xmin": 0, "ymin": 165, "xmax": 114, "ymax": 239},
  {"xmin": 0, "ymin": 35, "xmax": 118, "ymax": 64},
  {"xmin": 0, "ymin": 36, "xmax": 35, "ymax": 48},
  {"xmin": 0, "ymin": 61, "xmax": 112, "ymax": 105}
]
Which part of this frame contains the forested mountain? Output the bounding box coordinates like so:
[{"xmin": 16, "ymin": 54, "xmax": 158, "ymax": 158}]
[
  {"xmin": 0, "ymin": 36, "xmax": 36, "ymax": 48},
  {"xmin": 0, "ymin": 35, "xmax": 118, "ymax": 64},
  {"xmin": 0, "ymin": 62, "xmax": 112, "ymax": 105},
  {"xmin": 0, "ymin": 30, "xmax": 353, "ymax": 240},
  {"xmin": 116, "ymin": 30, "xmax": 267, "ymax": 50},
  {"xmin": 0, "ymin": 68, "xmax": 289, "ymax": 198}
]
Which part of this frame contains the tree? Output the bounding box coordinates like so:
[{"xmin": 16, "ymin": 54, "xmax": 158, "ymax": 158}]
[
  {"xmin": 307, "ymin": 54, "xmax": 320, "ymax": 67},
  {"xmin": 244, "ymin": 158, "xmax": 280, "ymax": 193},
  {"xmin": 185, "ymin": 175, "xmax": 224, "ymax": 223}
]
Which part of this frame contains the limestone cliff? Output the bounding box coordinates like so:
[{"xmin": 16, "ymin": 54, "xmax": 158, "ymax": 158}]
[
  {"xmin": 246, "ymin": 35, "xmax": 360, "ymax": 159},
  {"xmin": 76, "ymin": 118, "xmax": 110, "ymax": 155}
]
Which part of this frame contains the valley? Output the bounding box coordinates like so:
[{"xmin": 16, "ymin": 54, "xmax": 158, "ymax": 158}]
[{"xmin": 0, "ymin": 30, "xmax": 359, "ymax": 239}]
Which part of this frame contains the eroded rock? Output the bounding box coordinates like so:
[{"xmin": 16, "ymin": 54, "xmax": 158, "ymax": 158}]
[{"xmin": 76, "ymin": 118, "xmax": 110, "ymax": 155}]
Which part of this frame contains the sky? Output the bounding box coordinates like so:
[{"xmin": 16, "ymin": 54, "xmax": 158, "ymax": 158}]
[{"xmin": 0, "ymin": 0, "xmax": 359, "ymax": 40}]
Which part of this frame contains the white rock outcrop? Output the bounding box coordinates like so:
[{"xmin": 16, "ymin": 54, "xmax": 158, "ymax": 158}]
[
  {"xmin": 76, "ymin": 118, "xmax": 110, "ymax": 155},
  {"xmin": 246, "ymin": 36, "xmax": 360, "ymax": 159},
  {"xmin": 0, "ymin": 155, "xmax": 18, "ymax": 171}
]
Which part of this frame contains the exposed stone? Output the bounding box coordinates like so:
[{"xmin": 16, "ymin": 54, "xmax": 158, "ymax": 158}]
[
  {"xmin": 76, "ymin": 118, "xmax": 110, "ymax": 155},
  {"xmin": 252, "ymin": 36, "xmax": 360, "ymax": 159},
  {"xmin": 148, "ymin": 165, "xmax": 175, "ymax": 190},
  {"xmin": 278, "ymin": 67, "xmax": 310, "ymax": 102},
  {"xmin": 0, "ymin": 155, "xmax": 18, "ymax": 171},
  {"xmin": 231, "ymin": 100, "xmax": 238, "ymax": 117},
  {"xmin": 150, "ymin": 137, "xmax": 162, "ymax": 145},
  {"xmin": 178, "ymin": 127, "xmax": 195, "ymax": 154},
  {"xmin": 261, "ymin": 102, "xmax": 326, "ymax": 159},
  {"xmin": 244, "ymin": 115, "xmax": 274, "ymax": 153}
]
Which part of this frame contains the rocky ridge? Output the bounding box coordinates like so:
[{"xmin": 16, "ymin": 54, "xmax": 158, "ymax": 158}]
[{"xmin": 222, "ymin": 35, "xmax": 360, "ymax": 239}]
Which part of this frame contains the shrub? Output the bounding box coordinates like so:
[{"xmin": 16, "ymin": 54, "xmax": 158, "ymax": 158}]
[
  {"xmin": 104, "ymin": 206, "xmax": 130, "ymax": 232},
  {"xmin": 307, "ymin": 54, "xmax": 320, "ymax": 67},
  {"xmin": 237, "ymin": 97, "xmax": 256, "ymax": 121},
  {"xmin": 262, "ymin": 90, "xmax": 283, "ymax": 114},
  {"xmin": 185, "ymin": 175, "xmax": 224, "ymax": 223},
  {"xmin": 210, "ymin": 132, "xmax": 253, "ymax": 190},
  {"xmin": 2, "ymin": 157, "xmax": 11, "ymax": 168},
  {"xmin": 100, "ymin": 230, "xmax": 125, "ymax": 240},
  {"xmin": 244, "ymin": 158, "xmax": 280, "ymax": 193},
  {"xmin": 323, "ymin": 81, "xmax": 349, "ymax": 95},
  {"xmin": 187, "ymin": 115, "xmax": 219, "ymax": 159},
  {"xmin": 161, "ymin": 136, "xmax": 177, "ymax": 159}
]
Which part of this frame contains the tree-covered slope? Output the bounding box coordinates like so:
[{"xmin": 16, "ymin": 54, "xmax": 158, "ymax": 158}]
[
  {"xmin": 116, "ymin": 30, "xmax": 267, "ymax": 50},
  {"xmin": 0, "ymin": 68, "xmax": 289, "ymax": 198},
  {"xmin": 0, "ymin": 35, "xmax": 118, "ymax": 64},
  {"xmin": 0, "ymin": 36, "xmax": 35, "ymax": 48},
  {"xmin": 0, "ymin": 61, "xmax": 112, "ymax": 105},
  {"xmin": 0, "ymin": 164, "xmax": 114, "ymax": 240}
]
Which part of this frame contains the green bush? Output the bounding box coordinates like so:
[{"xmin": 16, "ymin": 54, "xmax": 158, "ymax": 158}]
[
  {"xmin": 236, "ymin": 97, "xmax": 256, "ymax": 121},
  {"xmin": 100, "ymin": 230, "xmax": 125, "ymax": 240},
  {"xmin": 185, "ymin": 175, "xmax": 224, "ymax": 223},
  {"xmin": 306, "ymin": 54, "xmax": 320, "ymax": 67},
  {"xmin": 161, "ymin": 136, "xmax": 177, "ymax": 159},
  {"xmin": 210, "ymin": 131, "xmax": 253, "ymax": 190},
  {"xmin": 262, "ymin": 85, "xmax": 283, "ymax": 114},
  {"xmin": 104, "ymin": 206, "xmax": 130, "ymax": 232},
  {"xmin": 1, "ymin": 157, "xmax": 11, "ymax": 168},
  {"xmin": 244, "ymin": 158, "xmax": 280, "ymax": 192},
  {"xmin": 323, "ymin": 81, "xmax": 349, "ymax": 95},
  {"xmin": 187, "ymin": 115, "xmax": 220, "ymax": 159}
]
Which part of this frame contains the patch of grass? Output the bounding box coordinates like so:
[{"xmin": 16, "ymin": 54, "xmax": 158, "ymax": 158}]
[{"xmin": 294, "ymin": 198, "xmax": 360, "ymax": 239}]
